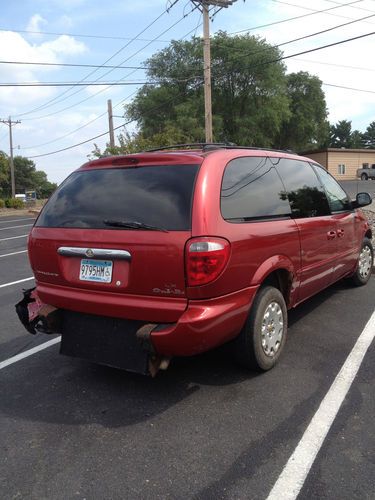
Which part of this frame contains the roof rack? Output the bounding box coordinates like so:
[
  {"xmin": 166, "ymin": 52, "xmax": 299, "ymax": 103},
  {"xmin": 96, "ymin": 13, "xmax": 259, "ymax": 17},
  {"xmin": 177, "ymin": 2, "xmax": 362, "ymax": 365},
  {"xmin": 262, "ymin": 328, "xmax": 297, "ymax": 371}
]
[
  {"xmin": 143, "ymin": 143, "xmax": 296, "ymax": 155},
  {"xmin": 144, "ymin": 143, "xmax": 234, "ymax": 152}
]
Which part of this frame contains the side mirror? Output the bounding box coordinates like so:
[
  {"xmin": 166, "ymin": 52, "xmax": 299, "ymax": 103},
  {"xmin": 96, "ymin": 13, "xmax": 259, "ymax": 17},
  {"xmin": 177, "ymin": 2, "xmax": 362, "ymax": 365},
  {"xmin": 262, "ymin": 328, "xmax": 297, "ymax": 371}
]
[{"xmin": 352, "ymin": 192, "xmax": 372, "ymax": 208}]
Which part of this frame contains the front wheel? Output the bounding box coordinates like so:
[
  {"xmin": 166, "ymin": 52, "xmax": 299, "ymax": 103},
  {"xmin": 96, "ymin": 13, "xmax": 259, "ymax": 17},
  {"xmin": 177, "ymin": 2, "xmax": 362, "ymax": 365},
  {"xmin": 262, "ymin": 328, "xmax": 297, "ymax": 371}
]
[
  {"xmin": 361, "ymin": 173, "xmax": 368, "ymax": 180},
  {"xmin": 233, "ymin": 286, "xmax": 288, "ymax": 371},
  {"xmin": 349, "ymin": 238, "xmax": 373, "ymax": 286}
]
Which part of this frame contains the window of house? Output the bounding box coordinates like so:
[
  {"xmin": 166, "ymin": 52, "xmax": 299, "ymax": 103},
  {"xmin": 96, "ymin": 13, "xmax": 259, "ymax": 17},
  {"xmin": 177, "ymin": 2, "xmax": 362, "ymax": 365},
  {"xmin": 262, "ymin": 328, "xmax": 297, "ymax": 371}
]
[{"xmin": 338, "ymin": 164, "xmax": 346, "ymax": 175}]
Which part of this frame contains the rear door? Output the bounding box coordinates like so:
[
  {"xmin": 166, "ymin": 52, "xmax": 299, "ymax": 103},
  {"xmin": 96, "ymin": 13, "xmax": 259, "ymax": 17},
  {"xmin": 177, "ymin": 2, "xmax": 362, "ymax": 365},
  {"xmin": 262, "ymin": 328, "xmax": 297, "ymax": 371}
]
[
  {"xmin": 275, "ymin": 158, "xmax": 336, "ymax": 303},
  {"xmin": 30, "ymin": 163, "xmax": 199, "ymax": 300}
]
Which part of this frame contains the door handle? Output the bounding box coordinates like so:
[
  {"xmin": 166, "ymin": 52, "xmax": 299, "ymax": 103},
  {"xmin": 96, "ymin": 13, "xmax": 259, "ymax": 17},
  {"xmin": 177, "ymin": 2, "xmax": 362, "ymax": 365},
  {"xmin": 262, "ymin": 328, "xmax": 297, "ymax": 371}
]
[
  {"xmin": 327, "ymin": 230, "xmax": 336, "ymax": 240},
  {"xmin": 336, "ymin": 229, "xmax": 345, "ymax": 238}
]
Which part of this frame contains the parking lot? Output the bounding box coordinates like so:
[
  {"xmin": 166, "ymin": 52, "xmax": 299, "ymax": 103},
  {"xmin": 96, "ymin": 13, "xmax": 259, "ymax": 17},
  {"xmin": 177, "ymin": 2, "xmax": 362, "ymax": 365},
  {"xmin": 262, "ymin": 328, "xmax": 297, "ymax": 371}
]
[{"xmin": 0, "ymin": 214, "xmax": 374, "ymax": 500}]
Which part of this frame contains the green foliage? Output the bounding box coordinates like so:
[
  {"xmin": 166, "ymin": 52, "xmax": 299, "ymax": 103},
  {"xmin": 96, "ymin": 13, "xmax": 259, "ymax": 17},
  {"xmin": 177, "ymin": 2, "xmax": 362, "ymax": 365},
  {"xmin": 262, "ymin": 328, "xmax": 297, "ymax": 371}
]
[
  {"xmin": 362, "ymin": 121, "xmax": 375, "ymax": 148},
  {"xmin": 0, "ymin": 152, "xmax": 57, "ymax": 198},
  {"xmin": 125, "ymin": 32, "xmax": 291, "ymax": 148},
  {"xmin": 5, "ymin": 197, "xmax": 24, "ymax": 209},
  {"xmin": 0, "ymin": 199, "xmax": 5, "ymax": 208},
  {"xmin": 277, "ymin": 72, "xmax": 328, "ymax": 151},
  {"xmin": 329, "ymin": 120, "xmax": 354, "ymax": 148}
]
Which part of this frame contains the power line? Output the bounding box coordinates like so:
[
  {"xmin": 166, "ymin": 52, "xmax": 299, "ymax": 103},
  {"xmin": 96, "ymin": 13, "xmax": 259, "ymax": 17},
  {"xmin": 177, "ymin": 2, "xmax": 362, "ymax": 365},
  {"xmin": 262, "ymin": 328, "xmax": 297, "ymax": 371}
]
[
  {"xmin": 0, "ymin": 81, "xmax": 174, "ymax": 87},
  {"xmin": 19, "ymin": 4, "xmax": 201, "ymax": 122},
  {"xmin": 0, "ymin": 27, "xmax": 171, "ymax": 43},
  {"xmin": 293, "ymin": 57, "xmax": 375, "ymax": 72},
  {"xmin": 322, "ymin": 0, "xmax": 375, "ymax": 14},
  {"xmin": 211, "ymin": 11, "xmax": 375, "ymax": 66},
  {"xmin": 17, "ymin": 2, "xmax": 199, "ymax": 121},
  {"xmin": 28, "ymin": 27, "xmax": 375, "ymax": 159},
  {"xmin": 14, "ymin": 2, "xmax": 179, "ymax": 118},
  {"xmin": 26, "ymin": 83, "xmax": 197, "ymax": 159},
  {"xmin": 322, "ymin": 82, "xmax": 375, "ymax": 94},
  {"xmin": 19, "ymin": 91, "xmax": 138, "ymax": 150},
  {"xmin": 0, "ymin": 60, "xmax": 147, "ymax": 70},
  {"xmin": 228, "ymin": 0, "xmax": 367, "ymax": 35},
  {"xmin": 19, "ymin": 12, "xmax": 205, "ymax": 150},
  {"xmin": 5, "ymin": 8, "xmax": 372, "ymax": 81},
  {"xmin": 271, "ymin": 0, "xmax": 375, "ymax": 25}
]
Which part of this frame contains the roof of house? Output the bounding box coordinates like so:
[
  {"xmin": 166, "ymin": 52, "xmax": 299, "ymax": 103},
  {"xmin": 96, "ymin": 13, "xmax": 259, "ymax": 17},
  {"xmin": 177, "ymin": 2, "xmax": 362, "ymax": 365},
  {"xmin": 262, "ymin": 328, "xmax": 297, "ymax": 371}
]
[{"xmin": 302, "ymin": 147, "xmax": 375, "ymax": 155}]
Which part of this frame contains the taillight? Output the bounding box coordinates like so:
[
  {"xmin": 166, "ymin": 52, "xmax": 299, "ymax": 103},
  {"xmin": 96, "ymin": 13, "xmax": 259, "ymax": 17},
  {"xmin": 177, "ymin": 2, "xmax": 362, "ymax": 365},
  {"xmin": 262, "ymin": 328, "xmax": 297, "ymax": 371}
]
[{"xmin": 185, "ymin": 237, "xmax": 230, "ymax": 286}]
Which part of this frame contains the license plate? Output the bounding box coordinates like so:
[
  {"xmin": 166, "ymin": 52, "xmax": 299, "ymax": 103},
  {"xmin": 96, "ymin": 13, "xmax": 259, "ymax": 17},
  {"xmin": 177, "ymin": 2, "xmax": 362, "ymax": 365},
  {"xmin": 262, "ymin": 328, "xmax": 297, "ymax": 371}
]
[{"xmin": 79, "ymin": 259, "xmax": 113, "ymax": 283}]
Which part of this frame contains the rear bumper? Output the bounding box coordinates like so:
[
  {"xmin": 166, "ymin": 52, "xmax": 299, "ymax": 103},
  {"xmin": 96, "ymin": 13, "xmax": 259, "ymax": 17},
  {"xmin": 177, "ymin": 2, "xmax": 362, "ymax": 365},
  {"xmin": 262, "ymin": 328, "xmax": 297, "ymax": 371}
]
[
  {"xmin": 150, "ymin": 286, "xmax": 258, "ymax": 356},
  {"xmin": 36, "ymin": 281, "xmax": 187, "ymax": 323},
  {"xmin": 17, "ymin": 283, "xmax": 258, "ymax": 363}
]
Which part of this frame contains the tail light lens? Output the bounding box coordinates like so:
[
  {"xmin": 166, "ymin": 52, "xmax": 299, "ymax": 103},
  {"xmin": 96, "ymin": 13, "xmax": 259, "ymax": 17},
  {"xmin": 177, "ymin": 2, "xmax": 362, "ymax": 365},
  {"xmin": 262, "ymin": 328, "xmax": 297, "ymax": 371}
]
[{"xmin": 185, "ymin": 237, "xmax": 230, "ymax": 286}]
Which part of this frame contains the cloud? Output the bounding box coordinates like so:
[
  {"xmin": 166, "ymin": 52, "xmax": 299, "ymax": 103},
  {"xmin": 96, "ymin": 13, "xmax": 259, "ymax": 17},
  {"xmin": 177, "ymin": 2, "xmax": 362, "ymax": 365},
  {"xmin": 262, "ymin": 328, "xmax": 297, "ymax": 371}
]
[
  {"xmin": 26, "ymin": 14, "xmax": 48, "ymax": 35},
  {"xmin": 0, "ymin": 31, "xmax": 88, "ymax": 112}
]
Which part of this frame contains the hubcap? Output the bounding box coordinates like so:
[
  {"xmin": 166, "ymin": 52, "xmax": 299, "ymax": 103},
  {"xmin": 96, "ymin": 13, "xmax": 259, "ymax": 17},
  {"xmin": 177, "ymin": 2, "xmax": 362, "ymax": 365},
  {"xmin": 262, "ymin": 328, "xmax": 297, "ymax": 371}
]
[
  {"xmin": 261, "ymin": 301, "xmax": 284, "ymax": 357},
  {"xmin": 358, "ymin": 245, "xmax": 372, "ymax": 279}
]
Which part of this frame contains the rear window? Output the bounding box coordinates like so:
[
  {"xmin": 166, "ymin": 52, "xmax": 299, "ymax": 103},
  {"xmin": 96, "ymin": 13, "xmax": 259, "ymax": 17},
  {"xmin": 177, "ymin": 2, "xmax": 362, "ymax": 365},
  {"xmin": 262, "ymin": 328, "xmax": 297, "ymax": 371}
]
[{"xmin": 36, "ymin": 164, "xmax": 199, "ymax": 230}]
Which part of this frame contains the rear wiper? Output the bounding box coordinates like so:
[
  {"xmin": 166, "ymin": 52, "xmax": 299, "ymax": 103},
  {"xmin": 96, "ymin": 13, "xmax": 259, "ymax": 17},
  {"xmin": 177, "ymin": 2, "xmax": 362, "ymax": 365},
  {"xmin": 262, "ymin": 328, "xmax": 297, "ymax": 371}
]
[{"xmin": 103, "ymin": 219, "xmax": 168, "ymax": 232}]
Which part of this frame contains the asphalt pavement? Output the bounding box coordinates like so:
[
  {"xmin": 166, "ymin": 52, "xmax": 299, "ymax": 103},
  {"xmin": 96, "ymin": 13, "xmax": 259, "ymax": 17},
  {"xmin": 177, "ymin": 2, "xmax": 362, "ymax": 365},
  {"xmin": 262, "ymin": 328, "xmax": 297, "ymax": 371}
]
[{"xmin": 0, "ymin": 215, "xmax": 374, "ymax": 500}]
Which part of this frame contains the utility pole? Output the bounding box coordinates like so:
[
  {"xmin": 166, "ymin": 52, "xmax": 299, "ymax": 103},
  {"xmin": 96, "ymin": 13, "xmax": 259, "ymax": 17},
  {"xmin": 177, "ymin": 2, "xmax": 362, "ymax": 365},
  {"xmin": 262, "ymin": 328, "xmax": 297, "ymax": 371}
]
[
  {"xmin": 107, "ymin": 99, "xmax": 115, "ymax": 149},
  {"xmin": 0, "ymin": 116, "xmax": 21, "ymax": 198},
  {"xmin": 192, "ymin": 1, "xmax": 238, "ymax": 143}
]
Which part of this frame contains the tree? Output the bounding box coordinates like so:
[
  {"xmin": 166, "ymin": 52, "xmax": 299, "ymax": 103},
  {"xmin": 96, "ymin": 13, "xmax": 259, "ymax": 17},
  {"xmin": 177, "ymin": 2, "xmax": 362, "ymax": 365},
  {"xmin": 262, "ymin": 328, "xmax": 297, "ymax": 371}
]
[
  {"xmin": 351, "ymin": 129, "xmax": 365, "ymax": 148},
  {"xmin": 125, "ymin": 32, "xmax": 292, "ymax": 147},
  {"xmin": 329, "ymin": 120, "xmax": 353, "ymax": 148},
  {"xmin": 0, "ymin": 151, "xmax": 9, "ymax": 197},
  {"xmin": 363, "ymin": 121, "xmax": 375, "ymax": 148},
  {"xmin": 0, "ymin": 151, "xmax": 57, "ymax": 199},
  {"xmin": 276, "ymin": 72, "xmax": 328, "ymax": 151}
]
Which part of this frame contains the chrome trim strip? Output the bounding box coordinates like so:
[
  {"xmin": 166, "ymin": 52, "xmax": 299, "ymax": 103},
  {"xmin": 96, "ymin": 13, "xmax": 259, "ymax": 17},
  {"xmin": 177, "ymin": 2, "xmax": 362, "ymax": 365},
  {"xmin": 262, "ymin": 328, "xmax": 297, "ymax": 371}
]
[{"xmin": 57, "ymin": 247, "xmax": 131, "ymax": 260}]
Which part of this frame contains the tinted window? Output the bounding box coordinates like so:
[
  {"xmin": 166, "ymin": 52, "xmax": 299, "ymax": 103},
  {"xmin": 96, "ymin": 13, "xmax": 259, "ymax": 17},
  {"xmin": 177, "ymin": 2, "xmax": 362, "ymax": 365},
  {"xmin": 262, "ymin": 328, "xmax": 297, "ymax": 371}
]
[
  {"xmin": 312, "ymin": 164, "xmax": 352, "ymax": 212},
  {"xmin": 274, "ymin": 158, "xmax": 330, "ymax": 218},
  {"xmin": 221, "ymin": 156, "xmax": 291, "ymax": 220},
  {"xmin": 36, "ymin": 165, "xmax": 199, "ymax": 230}
]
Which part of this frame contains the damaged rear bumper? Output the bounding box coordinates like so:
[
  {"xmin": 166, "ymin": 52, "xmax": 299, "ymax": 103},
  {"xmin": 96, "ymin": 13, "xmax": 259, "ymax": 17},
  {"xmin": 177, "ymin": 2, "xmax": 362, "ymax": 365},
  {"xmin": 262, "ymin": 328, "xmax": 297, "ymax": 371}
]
[
  {"xmin": 15, "ymin": 288, "xmax": 168, "ymax": 376},
  {"xmin": 15, "ymin": 285, "xmax": 257, "ymax": 375}
]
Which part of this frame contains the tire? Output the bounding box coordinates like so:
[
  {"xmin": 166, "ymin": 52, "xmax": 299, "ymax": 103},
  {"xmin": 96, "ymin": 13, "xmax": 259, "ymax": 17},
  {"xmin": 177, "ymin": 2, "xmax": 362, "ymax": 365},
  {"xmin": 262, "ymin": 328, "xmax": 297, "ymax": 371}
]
[
  {"xmin": 233, "ymin": 286, "xmax": 288, "ymax": 371},
  {"xmin": 361, "ymin": 173, "xmax": 368, "ymax": 180},
  {"xmin": 349, "ymin": 238, "xmax": 373, "ymax": 286}
]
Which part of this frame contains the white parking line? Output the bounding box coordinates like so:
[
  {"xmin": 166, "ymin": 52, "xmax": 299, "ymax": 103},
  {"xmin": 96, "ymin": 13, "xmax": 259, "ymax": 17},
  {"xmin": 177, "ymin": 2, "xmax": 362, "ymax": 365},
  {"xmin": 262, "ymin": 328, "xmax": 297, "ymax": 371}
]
[
  {"xmin": 0, "ymin": 250, "xmax": 28, "ymax": 258},
  {"xmin": 0, "ymin": 224, "xmax": 33, "ymax": 231},
  {"xmin": 0, "ymin": 217, "xmax": 35, "ymax": 224},
  {"xmin": 0, "ymin": 277, "xmax": 34, "ymax": 289},
  {"xmin": 0, "ymin": 234, "xmax": 28, "ymax": 242},
  {"xmin": 267, "ymin": 309, "xmax": 375, "ymax": 500},
  {"xmin": 0, "ymin": 337, "xmax": 61, "ymax": 370}
]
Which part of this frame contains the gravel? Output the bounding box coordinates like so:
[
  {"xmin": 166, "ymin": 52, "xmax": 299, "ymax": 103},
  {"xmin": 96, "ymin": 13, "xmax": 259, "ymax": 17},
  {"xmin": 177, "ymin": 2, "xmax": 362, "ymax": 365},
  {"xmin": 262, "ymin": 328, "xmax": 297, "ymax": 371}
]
[{"xmin": 363, "ymin": 209, "xmax": 375, "ymax": 246}]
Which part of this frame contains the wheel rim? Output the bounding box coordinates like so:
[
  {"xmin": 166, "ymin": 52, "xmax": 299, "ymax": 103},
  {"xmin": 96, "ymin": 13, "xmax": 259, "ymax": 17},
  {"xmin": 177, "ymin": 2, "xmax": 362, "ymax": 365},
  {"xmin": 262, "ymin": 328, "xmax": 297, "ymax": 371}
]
[
  {"xmin": 261, "ymin": 301, "xmax": 284, "ymax": 357},
  {"xmin": 358, "ymin": 245, "xmax": 372, "ymax": 279}
]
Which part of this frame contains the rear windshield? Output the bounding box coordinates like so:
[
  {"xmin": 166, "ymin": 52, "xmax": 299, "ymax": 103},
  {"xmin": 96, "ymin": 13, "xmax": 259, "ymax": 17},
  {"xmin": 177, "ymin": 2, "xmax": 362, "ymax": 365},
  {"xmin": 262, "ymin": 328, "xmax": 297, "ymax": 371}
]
[{"xmin": 36, "ymin": 164, "xmax": 199, "ymax": 230}]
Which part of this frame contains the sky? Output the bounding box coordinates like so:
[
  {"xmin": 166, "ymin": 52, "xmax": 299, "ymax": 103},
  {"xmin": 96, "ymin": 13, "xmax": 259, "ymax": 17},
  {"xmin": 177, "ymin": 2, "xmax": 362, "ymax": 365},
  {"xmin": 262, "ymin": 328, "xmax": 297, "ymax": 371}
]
[{"xmin": 0, "ymin": 0, "xmax": 375, "ymax": 184}]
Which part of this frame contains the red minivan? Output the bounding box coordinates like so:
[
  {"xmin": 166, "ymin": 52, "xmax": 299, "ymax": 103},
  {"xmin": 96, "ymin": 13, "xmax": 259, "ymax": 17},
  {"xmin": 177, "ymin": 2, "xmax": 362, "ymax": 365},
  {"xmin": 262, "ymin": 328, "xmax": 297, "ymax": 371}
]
[{"xmin": 16, "ymin": 146, "xmax": 373, "ymax": 375}]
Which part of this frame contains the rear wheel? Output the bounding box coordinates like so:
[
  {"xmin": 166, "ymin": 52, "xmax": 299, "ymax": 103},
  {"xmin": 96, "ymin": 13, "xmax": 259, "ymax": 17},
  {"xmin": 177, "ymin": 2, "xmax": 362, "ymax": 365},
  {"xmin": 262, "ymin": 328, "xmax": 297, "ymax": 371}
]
[
  {"xmin": 349, "ymin": 238, "xmax": 373, "ymax": 286},
  {"xmin": 361, "ymin": 173, "xmax": 368, "ymax": 180},
  {"xmin": 233, "ymin": 286, "xmax": 287, "ymax": 371}
]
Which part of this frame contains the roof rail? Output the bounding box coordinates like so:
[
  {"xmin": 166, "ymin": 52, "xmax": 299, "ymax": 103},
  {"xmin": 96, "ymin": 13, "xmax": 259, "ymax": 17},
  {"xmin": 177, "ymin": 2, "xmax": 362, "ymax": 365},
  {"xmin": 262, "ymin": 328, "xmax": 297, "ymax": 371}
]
[
  {"xmin": 143, "ymin": 143, "xmax": 296, "ymax": 155},
  {"xmin": 143, "ymin": 143, "xmax": 235, "ymax": 153}
]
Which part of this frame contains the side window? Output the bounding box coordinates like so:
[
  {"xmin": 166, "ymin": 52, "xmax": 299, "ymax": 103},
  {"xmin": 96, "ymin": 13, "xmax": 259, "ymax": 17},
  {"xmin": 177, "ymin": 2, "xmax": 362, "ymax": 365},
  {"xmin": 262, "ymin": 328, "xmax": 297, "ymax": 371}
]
[
  {"xmin": 220, "ymin": 156, "xmax": 291, "ymax": 221},
  {"xmin": 273, "ymin": 158, "xmax": 330, "ymax": 218},
  {"xmin": 312, "ymin": 164, "xmax": 352, "ymax": 212}
]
